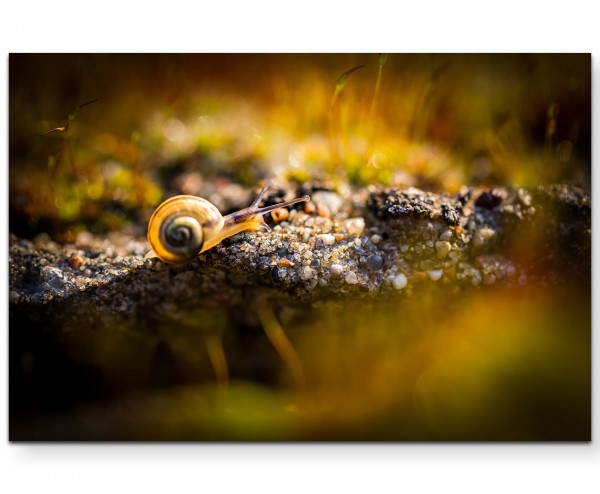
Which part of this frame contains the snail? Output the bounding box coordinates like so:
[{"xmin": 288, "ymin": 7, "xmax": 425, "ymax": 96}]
[{"xmin": 146, "ymin": 183, "xmax": 310, "ymax": 265}]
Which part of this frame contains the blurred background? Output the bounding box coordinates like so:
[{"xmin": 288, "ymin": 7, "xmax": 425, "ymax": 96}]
[
  {"xmin": 9, "ymin": 54, "xmax": 591, "ymax": 440},
  {"xmin": 9, "ymin": 54, "xmax": 590, "ymax": 240}
]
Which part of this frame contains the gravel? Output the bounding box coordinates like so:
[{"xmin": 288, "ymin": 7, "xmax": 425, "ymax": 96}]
[{"xmin": 8, "ymin": 183, "xmax": 591, "ymax": 328}]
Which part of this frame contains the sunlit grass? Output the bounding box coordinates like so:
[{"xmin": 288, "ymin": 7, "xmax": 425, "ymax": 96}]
[{"xmin": 10, "ymin": 54, "xmax": 590, "ymax": 238}]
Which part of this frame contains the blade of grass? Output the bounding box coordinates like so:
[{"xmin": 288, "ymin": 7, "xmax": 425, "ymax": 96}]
[
  {"xmin": 369, "ymin": 54, "xmax": 387, "ymax": 121},
  {"xmin": 204, "ymin": 333, "xmax": 229, "ymax": 393},
  {"xmin": 329, "ymin": 64, "xmax": 366, "ymax": 167},
  {"xmin": 330, "ymin": 64, "xmax": 365, "ymax": 111},
  {"xmin": 256, "ymin": 302, "xmax": 305, "ymax": 390}
]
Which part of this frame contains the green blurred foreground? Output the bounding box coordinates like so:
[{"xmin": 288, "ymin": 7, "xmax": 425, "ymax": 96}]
[{"xmin": 11, "ymin": 282, "xmax": 590, "ymax": 440}]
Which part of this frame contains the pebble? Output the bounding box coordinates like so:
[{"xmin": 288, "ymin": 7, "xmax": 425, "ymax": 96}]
[
  {"xmin": 69, "ymin": 253, "xmax": 85, "ymax": 269},
  {"xmin": 330, "ymin": 264, "xmax": 344, "ymax": 275},
  {"xmin": 301, "ymin": 266, "xmax": 315, "ymax": 281},
  {"xmin": 317, "ymin": 204, "xmax": 331, "ymax": 218},
  {"xmin": 310, "ymin": 259, "xmax": 320, "ymax": 269},
  {"xmin": 366, "ymin": 254, "xmax": 384, "ymax": 271},
  {"xmin": 41, "ymin": 266, "xmax": 65, "ymax": 289},
  {"xmin": 319, "ymin": 234, "xmax": 336, "ymax": 246},
  {"xmin": 311, "ymin": 191, "xmax": 343, "ymax": 215},
  {"xmin": 392, "ymin": 273, "xmax": 408, "ymax": 290},
  {"xmin": 448, "ymin": 250, "xmax": 460, "ymax": 261},
  {"xmin": 427, "ymin": 269, "xmax": 443, "ymax": 281},
  {"xmin": 345, "ymin": 271, "xmax": 358, "ymax": 284},
  {"xmin": 302, "ymin": 228, "xmax": 313, "ymax": 242},
  {"xmin": 472, "ymin": 228, "xmax": 496, "ymax": 248},
  {"xmin": 435, "ymin": 241, "xmax": 452, "ymax": 259},
  {"xmin": 277, "ymin": 258, "xmax": 294, "ymax": 268},
  {"xmin": 9, "ymin": 291, "xmax": 20, "ymax": 303},
  {"xmin": 344, "ymin": 218, "xmax": 365, "ymax": 236},
  {"xmin": 439, "ymin": 230, "xmax": 453, "ymax": 242},
  {"xmin": 271, "ymin": 208, "xmax": 289, "ymax": 222},
  {"xmin": 370, "ymin": 234, "xmax": 382, "ymax": 245}
]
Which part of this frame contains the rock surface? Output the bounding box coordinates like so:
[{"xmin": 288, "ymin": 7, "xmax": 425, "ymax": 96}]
[{"xmin": 9, "ymin": 183, "xmax": 591, "ymax": 329}]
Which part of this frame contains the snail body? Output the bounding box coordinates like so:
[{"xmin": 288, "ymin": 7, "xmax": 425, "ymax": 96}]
[{"xmin": 146, "ymin": 184, "xmax": 310, "ymax": 265}]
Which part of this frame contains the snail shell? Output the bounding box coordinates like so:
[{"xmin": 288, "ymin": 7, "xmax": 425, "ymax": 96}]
[
  {"xmin": 146, "ymin": 185, "xmax": 310, "ymax": 265},
  {"xmin": 147, "ymin": 195, "xmax": 223, "ymax": 265}
]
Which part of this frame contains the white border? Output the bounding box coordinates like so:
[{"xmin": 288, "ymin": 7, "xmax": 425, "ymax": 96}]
[{"xmin": 1, "ymin": 1, "xmax": 599, "ymax": 493}]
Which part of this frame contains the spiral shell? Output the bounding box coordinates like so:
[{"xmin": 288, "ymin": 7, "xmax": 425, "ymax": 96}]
[{"xmin": 147, "ymin": 195, "xmax": 224, "ymax": 265}]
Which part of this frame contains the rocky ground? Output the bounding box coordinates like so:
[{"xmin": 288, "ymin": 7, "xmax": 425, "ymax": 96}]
[{"xmin": 9, "ymin": 182, "xmax": 591, "ymax": 330}]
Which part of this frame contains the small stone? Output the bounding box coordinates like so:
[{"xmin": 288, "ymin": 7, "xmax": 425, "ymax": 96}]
[
  {"xmin": 345, "ymin": 271, "xmax": 358, "ymax": 284},
  {"xmin": 370, "ymin": 234, "xmax": 382, "ymax": 245},
  {"xmin": 344, "ymin": 218, "xmax": 365, "ymax": 236},
  {"xmin": 435, "ymin": 241, "xmax": 452, "ymax": 259},
  {"xmin": 302, "ymin": 199, "xmax": 316, "ymax": 214},
  {"xmin": 316, "ymin": 204, "xmax": 331, "ymax": 218},
  {"xmin": 310, "ymin": 259, "xmax": 321, "ymax": 269},
  {"xmin": 277, "ymin": 258, "xmax": 294, "ymax": 268},
  {"xmin": 472, "ymin": 228, "xmax": 496, "ymax": 248},
  {"xmin": 69, "ymin": 253, "xmax": 84, "ymax": 269},
  {"xmin": 517, "ymin": 188, "xmax": 532, "ymax": 207},
  {"xmin": 319, "ymin": 234, "xmax": 336, "ymax": 246},
  {"xmin": 366, "ymin": 254, "xmax": 384, "ymax": 271},
  {"xmin": 448, "ymin": 250, "xmax": 460, "ymax": 261},
  {"xmin": 312, "ymin": 191, "xmax": 343, "ymax": 215},
  {"xmin": 41, "ymin": 266, "xmax": 65, "ymax": 289},
  {"xmin": 427, "ymin": 269, "xmax": 443, "ymax": 281},
  {"xmin": 271, "ymin": 208, "xmax": 289, "ymax": 222},
  {"xmin": 439, "ymin": 230, "xmax": 453, "ymax": 242},
  {"xmin": 330, "ymin": 264, "xmax": 344, "ymax": 275},
  {"xmin": 9, "ymin": 291, "xmax": 20, "ymax": 303},
  {"xmin": 301, "ymin": 266, "xmax": 315, "ymax": 280},
  {"xmin": 302, "ymin": 228, "xmax": 313, "ymax": 242},
  {"xmin": 392, "ymin": 273, "xmax": 408, "ymax": 290}
]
